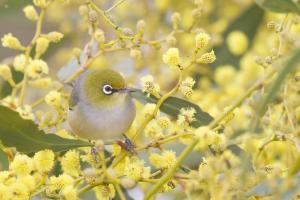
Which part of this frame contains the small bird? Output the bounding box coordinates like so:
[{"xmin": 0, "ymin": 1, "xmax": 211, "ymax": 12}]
[{"xmin": 68, "ymin": 68, "xmax": 136, "ymax": 140}]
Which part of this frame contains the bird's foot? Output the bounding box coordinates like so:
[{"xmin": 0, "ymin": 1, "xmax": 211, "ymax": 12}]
[{"xmin": 116, "ymin": 134, "xmax": 136, "ymax": 155}]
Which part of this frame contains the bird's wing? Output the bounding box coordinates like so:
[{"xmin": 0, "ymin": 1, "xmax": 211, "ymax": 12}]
[{"xmin": 69, "ymin": 87, "xmax": 79, "ymax": 110}]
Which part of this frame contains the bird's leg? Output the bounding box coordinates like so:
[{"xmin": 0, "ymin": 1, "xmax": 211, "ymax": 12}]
[
  {"xmin": 90, "ymin": 140, "xmax": 99, "ymax": 163},
  {"xmin": 116, "ymin": 134, "xmax": 137, "ymax": 155}
]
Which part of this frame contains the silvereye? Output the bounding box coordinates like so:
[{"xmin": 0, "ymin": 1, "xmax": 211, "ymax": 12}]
[{"xmin": 68, "ymin": 69, "xmax": 136, "ymax": 140}]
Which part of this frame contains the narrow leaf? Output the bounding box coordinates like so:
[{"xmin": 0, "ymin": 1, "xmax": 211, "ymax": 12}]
[
  {"xmin": 255, "ymin": 0, "xmax": 300, "ymax": 14},
  {"xmin": 0, "ymin": 105, "xmax": 92, "ymax": 154},
  {"xmin": 131, "ymin": 90, "xmax": 214, "ymax": 127},
  {"xmin": 0, "ymin": 147, "xmax": 9, "ymax": 170},
  {"xmin": 258, "ymin": 48, "xmax": 300, "ymax": 117}
]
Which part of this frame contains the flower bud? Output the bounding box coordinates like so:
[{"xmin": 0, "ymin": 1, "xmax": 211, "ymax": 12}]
[
  {"xmin": 88, "ymin": 10, "xmax": 98, "ymax": 23},
  {"xmin": 0, "ymin": 64, "xmax": 12, "ymax": 81},
  {"xmin": 136, "ymin": 20, "xmax": 146, "ymax": 34},
  {"xmin": 130, "ymin": 49, "xmax": 142, "ymax": 60},
  {"xmin": 120, "ymin": 177, "xmax": 136, "ymax": 189},
  {"xmin": 36, "ymin": 37, "xmax": 49, "ymax": 57},
  {"xmin": 195, "ymin": 32, "xmax": 210, "ymax": 49},
  {"xmin": 1, "ymin": 33, "xmax": 24, "ymax": 50},
  {"xmin": 94, "ymin": 29, "xmax": 105, "ymax": 43},
  {"xmin": 226, "ymin": 31, "xmax": 248, "ymax": 55},
  {"xmin": 46, "ymin": 32, "xmax": 64, "ymax": 43},
  {"xmin": 197, "ymin": 50, "xmax": 216, "ymax": 64},
  {"xmin": 162, "ymin": 47, "xmax": 180, "ymax": 67},
  {"xmin": 13, "ymin": 54, "xmax": 27, "ymax": 72},
  {"xmin": 23, "ymin": 5, "xmax": 38, "ymax": 21}
]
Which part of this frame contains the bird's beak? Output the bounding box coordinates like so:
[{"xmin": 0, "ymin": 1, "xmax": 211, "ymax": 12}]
[{"xmin": 119, "ymin": 87, "xmax": 137, "ymax": 93}]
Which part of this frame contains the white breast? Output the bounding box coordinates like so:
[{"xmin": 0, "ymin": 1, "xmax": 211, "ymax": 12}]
[{"xmin": 68, "ymin": 96, "xmax": 135, "ymax": 140}]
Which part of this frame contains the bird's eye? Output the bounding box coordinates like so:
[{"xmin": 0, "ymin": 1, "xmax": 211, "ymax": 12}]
[{"xmin": 102, "ymin": 84, "xmax": 113, "ymax": 95}]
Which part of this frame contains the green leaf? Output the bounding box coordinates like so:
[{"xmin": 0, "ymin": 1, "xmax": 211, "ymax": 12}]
[
  {"xmin": 131, "ymin": 90, "xmax": 214, "ymax": 128},
  {"xmin": 255, "ymin": 0, "xmax": 300, "ymax": 14},
  {"xmin": 0, "ymin": 105, "xmax": 92, "ymax": 154},
  {"xmin": 258, "ymin": 48, "xmax": 300, "ymax": 117},
  {"xmin": 211, "ymin": 4, "xmax": 265, "ymax": 69},
  {"xmin": 0, "ymin": 147, "xmax": 9, "ymax": 170}
]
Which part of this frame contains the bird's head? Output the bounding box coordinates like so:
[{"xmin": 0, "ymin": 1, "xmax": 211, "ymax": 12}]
[{"xmin": 82, "ymin": 69, "xmax": 134, "ymax": 107}]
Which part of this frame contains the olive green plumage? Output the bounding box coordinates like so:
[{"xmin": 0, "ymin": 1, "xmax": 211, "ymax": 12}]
[{"xmin": 68, "ymin": 68, "xmax": 136, "ymax": 140}]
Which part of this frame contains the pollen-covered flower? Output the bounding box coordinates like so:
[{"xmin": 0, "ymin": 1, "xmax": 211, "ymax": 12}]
[
  {"xmin": 145, "ymin": 121, "xmax": 163, "ymax": 139},
  {"xmin": 157, "ymin": 116, "xmax": 171, "ymax": 128},
  {"xmin": 179, "ymin": 77, "xmax": 195, "ymax": 98},
  {"xmin": 46, "ymin": 174, "xmax": 74, "ymax": 197},
  {"xmin": 62, "ymin": 186, "xmax": 78, "ymax": 200},
  {"xmin": 149, "ymin": 150, "xmax": 176, "ymax": 169},
  {"xmin": 18, "ymin": 175, "xmax": 36, "ymax": 192},
  {"xmin": 0, "ymin": 64, "xmax": 12, "ymax": 81},
  {"xmin": 46, "ymin": 31, "xmax": 64, "ymax": 43},
  {"xmin": 1, "ymin": 33, "xmax": 24, "ymax": 50},
  {"xmin": 177, "ymin": 107, "xmax": 196, "ymax": 126},
  {"xmin": 141, "ymin": 75, "xmax": 160, "ymax": 97},
  {"xmin": 10, "ymin": 154, "xmax": 34, "ymax": 176},
  {"xmin": 45, "ymin": 90, "xmax": 62, "ymax": 108},
  {"xmin": 0, "ymin": 184, "xmax": 10, "ymax": 200},
  {"xmin": 214, "ymin": 65, "xmax": 237, "ymax": 87},
  {"xmin": 163, "ymin": 47, "xmax": 180, "ymax": 67},
  {"xmin": 13, "ymin": 54, "xmax": 27, "ymax": 72},
  {"xmin": 27, "ymin": 59, "xmax": 49, "ymax": 78},
  {"xmin": 195, "ymin": 127, "xmax": 226, "ymax": 151},
  {"xmin": 142, "ymin": 103, "xmax": 157, "ymax": 118},
  {"xmin": 23, "ymin": 5, "xmax": 38, "ymax": 21},
  {"xmin": 9, "ymin": 182, "xmax": 29, "ymax": 200},
  {"xmin": 197, "ymin": 50, "xmax": 216, "ymax": 64},
  {"xmin": 195, "ymin": 32, "xmax": 210, "ymax": 49},
  {"xmin": 33, "ymin": 149, "xmax": 55, "ymax": 173},
  {"xmin": 226, "ymin": 31, "xmax": 248, "ymax": 55},
  {"xmin": 124, "ymin": 156, "xmax": 150, "ymax": 181},
  {"xmin": 94, "ymin": 184, "xmax": 116, "ymax": 200},
  {"xmin": 60, "ymin": 150, "xmax": 80, "ymax": 177},
  {"xmin": 36, "ymin": 37, "xmax": 49, "ymax": 56}
]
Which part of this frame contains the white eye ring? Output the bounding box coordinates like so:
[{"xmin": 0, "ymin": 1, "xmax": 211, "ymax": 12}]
[{"xmin": 102, "ymin": 84, "xmax": 113, "ymax": 95}]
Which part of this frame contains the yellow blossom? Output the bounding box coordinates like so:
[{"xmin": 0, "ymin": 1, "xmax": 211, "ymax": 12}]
[
  {"xmin": 141, "ymin": 75, "xmax": 160, "ymax": 97},
  {"xmin": 195, "ymin": 32, "xmax": 210, "ymax": 49},
  {"xmin": 46, "ymin": 31, "xmax": 64, "ymax": 43},
  {"xmin": 36, "ymin": 37, "xmax": 50, "ymax": 56},
  {"xmin": 214, "ymin": 65, "xmax": 237, "ymax": 87},
  {"xmin": 195, "ymin": 127, "xmax": 226, "ymax": 151},
  {"xmin": 45, "ymin": 90, "xmax": 62, "ymax": 108},
  {"xmin": 0, "ymin": 184, "xmax": 10, "ymax": 200},
  {"xmin": 46, "ymin": 174, "xmax": 74, "ymax": 197},
  {"xmin": 130, "ymin": 49, "xmax": 142, "ymax": 60},
  {"xmin": 197, "ymin": 50, "xmax": 216, "ymax": 64},
  {"xmin": 149, "ymin": 150, "xmax": 176, "ymax": 169},
  {"xmin": 0, "ymin": 171, "xmax": 11, "ymax": 184},
  {"xmin": 1, "ymin": 33, "xmax": 24, "ymax": 50},
  {"xmin": 13, "ymin": 54, "xmax": 27, "ymax": 72},
  {"xmin": 111, "ymin": 143, "xmax": 122, "ymax": 156},
  {"xmin": 60, "ymin": 150, "xmax": 80, "ymax": 177},
  {"xmin": 83, "ymin": 168, "xmax": 101, "ymax": 184},
  {"xmin": 227, "ymin": 31, "xmax": 249, "ymax": 55},
  {"xmin": 18, "ymin": 175, "xmax": 36, "ymax": 192},
  {"xmin": 27, "ymin": 59, "xmax": 49, "ymax": 78},
  {"xmin": 157, "ymin": 116, "xmax": 171, "ymax": 128},
  {"xmin": 23, "ymin": 5, "xmax": 38, "ymax": 21},
  {"xmin": 94, "ymin": 184, "xmax": 115, "ymax": 200},
  {"xmin": 0, "ymin": 65, "xmax": 12, "ymax": 81},
  {"xmin": 163, "ymin": 47, "xmax": 180, "ymax": 67},
  {"xmin": 145, "ymin": 121, "xmax": 163, "ymax": 139},
  {"xmin": 124, "ymin": 156, "xmax": 150, "ymax": 181},
  {"xmin": 179, "ymin": 77, "xmax": 195, "ymax": 98},
  {"xmin": 33, "ymin": 149, "xmax": 55, "ymax": 173},
  {"xmin": 94, "ymin": 29, "xmax": 105, "ymax": 43},
  {"xmin": 9, "ymin": 182, "xmax": 29, "ymax": 200},
  {"xmin": 62, "ymin": 186, "xmax": 78, "ymax": 200},
  {"xmin": 10, "ymin": 154, "xmax": 34, "ymax": 176},
  {"xmin": 57, "ymin": 129, "xmax": 74, "ymax": 139},
  {"xmin": 177, "ymin": 107, "xmax": 196, "ymax": 126},
  {"xmin": 142, "ymin": 103, "xmax": 157, "ymax": 118}
]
